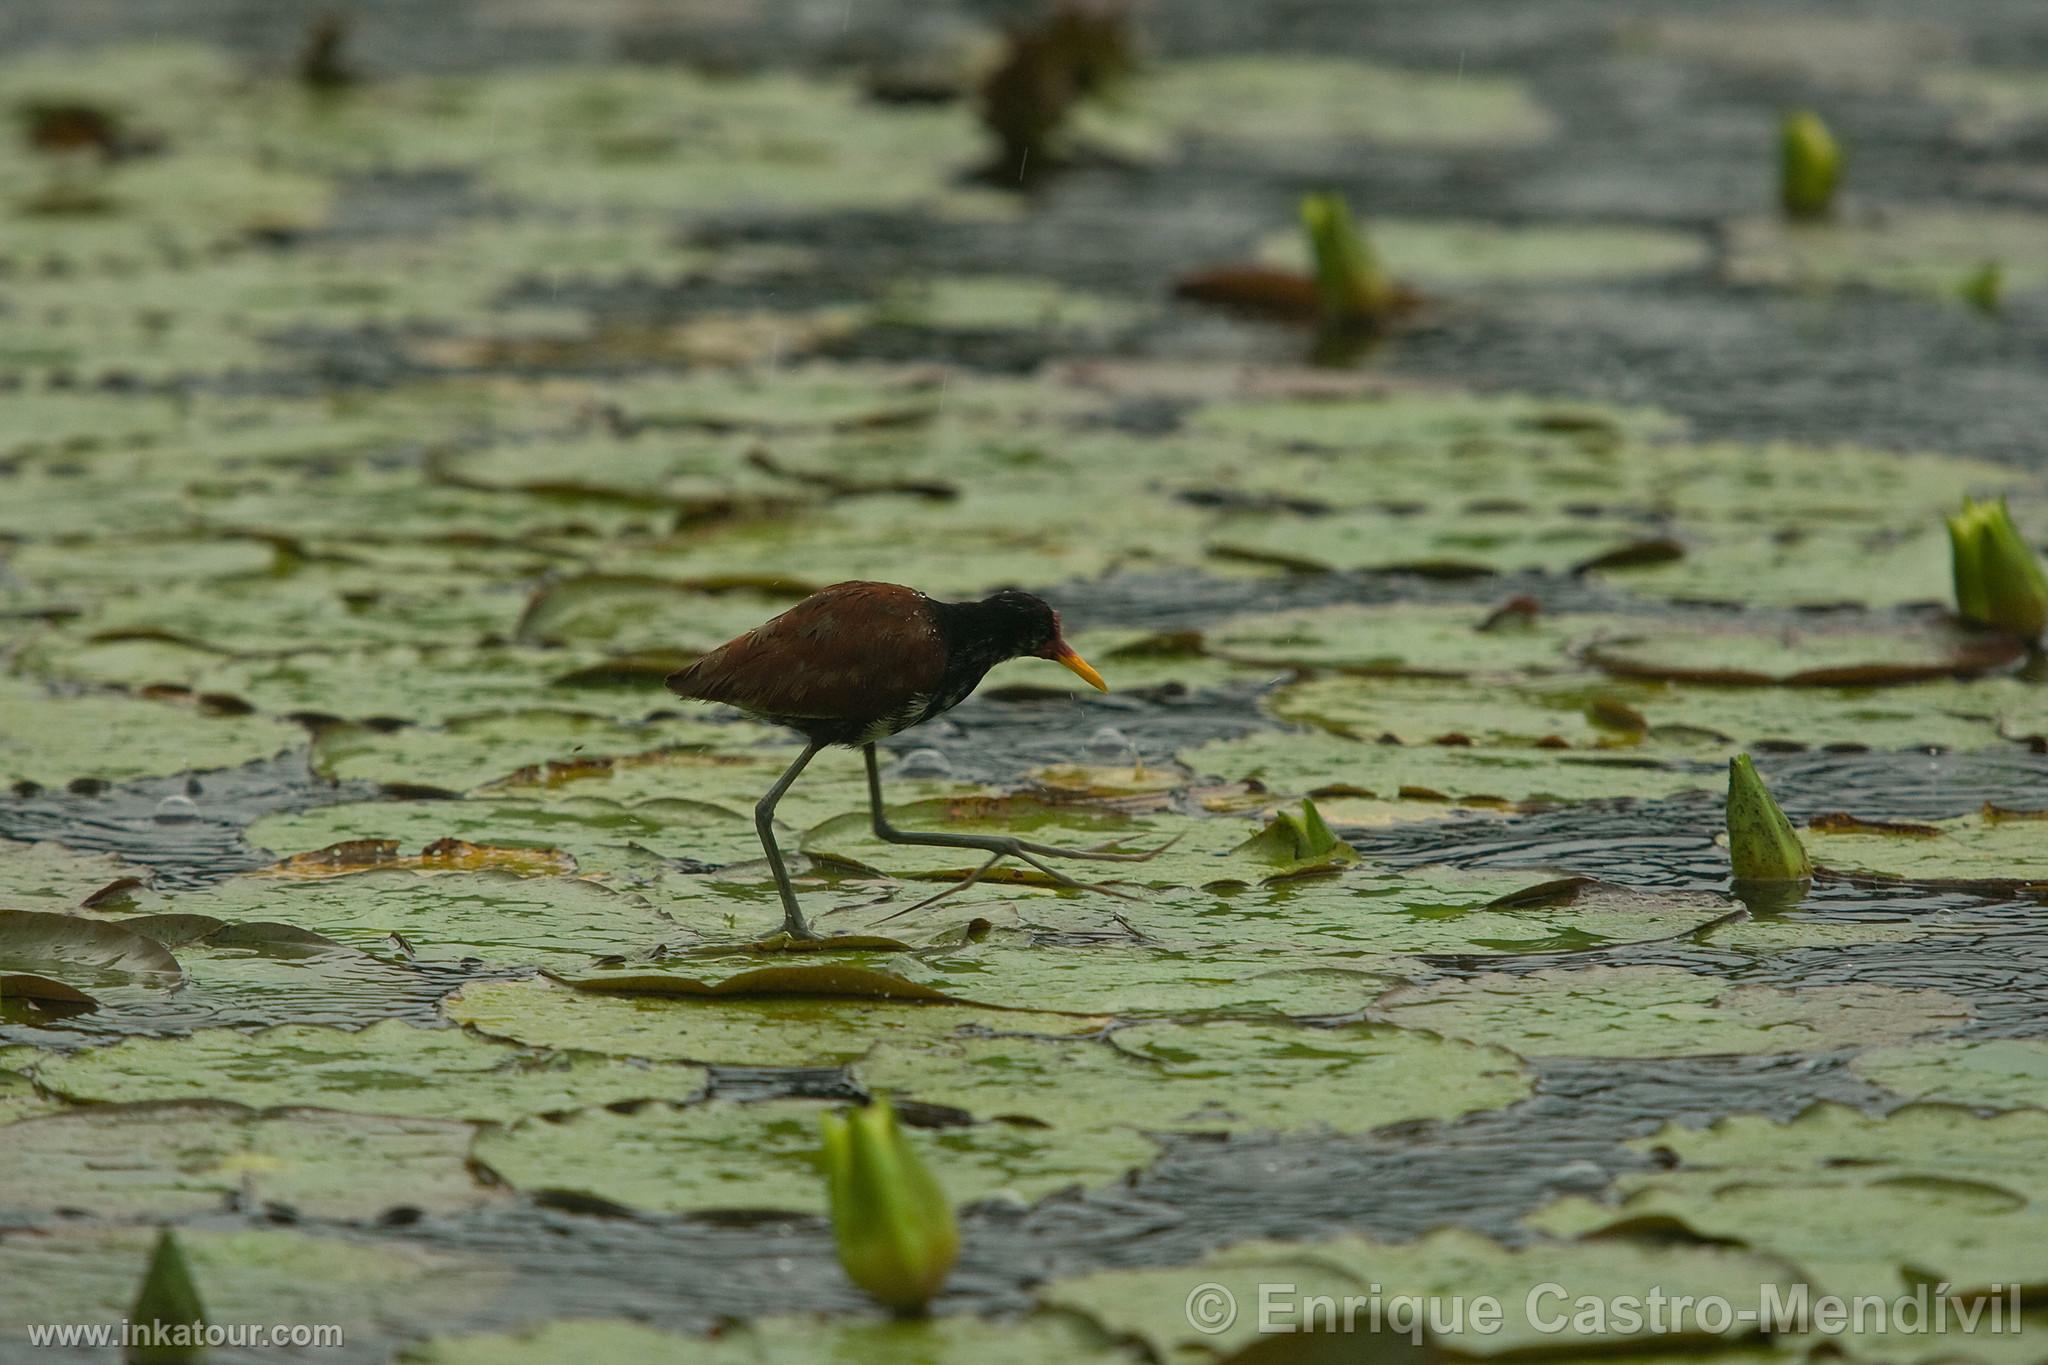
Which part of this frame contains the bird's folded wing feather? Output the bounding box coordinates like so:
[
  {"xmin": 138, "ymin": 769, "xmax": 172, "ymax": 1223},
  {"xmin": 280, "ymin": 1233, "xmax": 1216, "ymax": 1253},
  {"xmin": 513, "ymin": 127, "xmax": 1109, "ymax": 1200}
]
[{"xmin": 666, "ymin": 582, "xmax": 944, "ymax": 722}]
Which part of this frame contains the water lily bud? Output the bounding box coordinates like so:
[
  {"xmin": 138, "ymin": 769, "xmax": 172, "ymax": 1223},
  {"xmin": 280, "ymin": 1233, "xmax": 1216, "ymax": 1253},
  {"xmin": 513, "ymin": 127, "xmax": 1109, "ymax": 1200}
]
[
  {"xmin": 1726, "ymin": 755, "xmax": 1811, "ymax": 883},
  {"xmin": 1948, "ymin": 497, "xmax": 2048, "ymax": 640},
  {"xmin": 1300, "ymin": 191, "xmax": 1392, "ymax": 324},
  {"xmin": 128, "ymin": 1228, "xmax": 206, "ymax": 1364},
  {"xmin": 820, "ymin": 1097, "xmax": 958, "ymax": 1315},
  {"xmin": 1780, "ymin": 111, "xmax": 1841, "ymax": 220},
  {"xmin": 1234, "ymin": 798, "xmax": 1358, "ymax": 870},
  {"xmin": 1961, "ymin": 261, "xmax": 2003, "ymax": 316}
]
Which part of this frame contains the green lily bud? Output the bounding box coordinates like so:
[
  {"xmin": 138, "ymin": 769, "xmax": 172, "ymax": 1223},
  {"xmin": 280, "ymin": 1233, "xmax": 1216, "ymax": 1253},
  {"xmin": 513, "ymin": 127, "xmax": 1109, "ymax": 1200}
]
[
  {"xmin": 1726, "ymin": 755, "xmax": 1811, "ymax": 883},
  {"xmin": 1961, "ymin": 260, "xmax": 2003, "ymax": 316},
  {"xmin": 1948, "ymin": 497, "xmax": 2048, "ymax": 640},
  {"xmin": 128, "ymin": 1228, "xmax": 206, "ymax": 1364},
  {"xmin": 1780, "ymin": 111, "xmax": 1841, "ymax": 220},
  {"xmin": 820, "ymin": 1097, "xmax": 958, "ymax": 1315},
  {"xmin": 1235, "ymin": 797, "xmax": 1358, "ymax": 871},
  {"xmin": 1300, "ymin": 192, "xmax": 1393, "ymax": 324}
]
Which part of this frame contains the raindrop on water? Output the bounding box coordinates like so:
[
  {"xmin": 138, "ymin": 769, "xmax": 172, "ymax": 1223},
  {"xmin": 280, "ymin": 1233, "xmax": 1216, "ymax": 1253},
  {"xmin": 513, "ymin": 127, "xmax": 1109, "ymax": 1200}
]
[
  {"xmin": 1086, "ymin": 725, "xmax": 1135, "ymax": 762},
  {"xmin": 892, "ymin": 747, "xmax": 953, "ymax": 779},
  {"xmin": 152, "ymin": 794, "xmax": 200, "ymax": 824}
]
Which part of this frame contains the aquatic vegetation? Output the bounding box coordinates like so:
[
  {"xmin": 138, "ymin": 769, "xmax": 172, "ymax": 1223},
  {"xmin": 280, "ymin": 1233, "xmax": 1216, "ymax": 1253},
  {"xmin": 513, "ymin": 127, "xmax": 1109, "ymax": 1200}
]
[
  {"xmin": 1948, "ymin": 496, "xmax": 2048, "ymax": 640},
  {"xmin": 1724, "ymin": 754, "xmax": 1812, "ymax": 884},
  {"xmin": 1780, "ymin": 110, "xmax": 1842, "ymax": 219},
  {"xmin": 820, "ymin": 1097, "xmax": 959, "ymax": 1313}
]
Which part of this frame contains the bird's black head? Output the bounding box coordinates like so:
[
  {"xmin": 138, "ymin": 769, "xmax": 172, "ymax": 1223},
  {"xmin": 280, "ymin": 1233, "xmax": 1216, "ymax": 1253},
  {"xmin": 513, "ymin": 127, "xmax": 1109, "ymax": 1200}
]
[
  {"xmin": 945, "ymin": 589, "xmax": 1107, "ymax": 692},
  {"xmin": 974, "ymin": 588, "xmax": 1064, "ymax": 659}
]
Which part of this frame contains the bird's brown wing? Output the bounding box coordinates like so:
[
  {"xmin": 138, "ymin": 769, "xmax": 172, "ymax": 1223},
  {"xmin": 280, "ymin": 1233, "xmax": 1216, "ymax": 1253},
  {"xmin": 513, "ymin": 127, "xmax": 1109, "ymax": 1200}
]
[{"xmin": 666, "ymin": 581, "xmax": 944, "ymax": 724}]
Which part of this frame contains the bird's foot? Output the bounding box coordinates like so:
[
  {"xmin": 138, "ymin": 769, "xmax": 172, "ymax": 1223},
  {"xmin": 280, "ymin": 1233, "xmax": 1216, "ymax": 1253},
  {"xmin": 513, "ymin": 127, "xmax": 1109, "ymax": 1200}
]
[
  {"xmin": 876, "ymin": 842, "xmax": 1140, "ymax": 923},
  {"xmin": 1006, "ymin": 831, "xmax": 1184, "ymax": 864}
]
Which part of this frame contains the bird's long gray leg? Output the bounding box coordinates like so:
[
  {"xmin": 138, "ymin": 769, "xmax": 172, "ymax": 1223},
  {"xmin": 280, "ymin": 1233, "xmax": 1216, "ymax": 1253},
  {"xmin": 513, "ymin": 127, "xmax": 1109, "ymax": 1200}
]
[
  {"xmin": 757, "ymin": 741, "xmax": 825, "ymax": 938},
  {"xmin": 862, "ymin": 745, "xmax": 1171, "ymax": 906}
]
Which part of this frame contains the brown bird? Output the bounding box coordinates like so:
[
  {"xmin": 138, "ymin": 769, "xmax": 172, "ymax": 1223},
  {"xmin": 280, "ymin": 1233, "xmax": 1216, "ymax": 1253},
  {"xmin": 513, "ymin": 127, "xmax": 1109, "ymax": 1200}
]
[{"xmin": 667, "ymin": 581, "xmax": 1153, "ymax": 938}]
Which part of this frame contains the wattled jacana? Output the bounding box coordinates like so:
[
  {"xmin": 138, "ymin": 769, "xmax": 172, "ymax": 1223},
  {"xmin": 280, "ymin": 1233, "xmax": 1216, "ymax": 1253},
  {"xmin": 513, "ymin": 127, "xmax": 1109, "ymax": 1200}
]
[{"xmin": 667, "ymin": 581, "xmax": 1156, "ymax": 938}]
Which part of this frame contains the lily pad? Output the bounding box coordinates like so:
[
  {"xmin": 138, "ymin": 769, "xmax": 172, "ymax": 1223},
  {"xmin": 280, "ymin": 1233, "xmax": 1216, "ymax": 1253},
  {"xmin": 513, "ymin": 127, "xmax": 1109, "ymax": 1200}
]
[
  {"xmin": 1851, "ymin": 1038, "xmax": 2048, "ymax": 1110},
  {"xmin": 0, "ymin": 908, "xmax": 182, "ymax": 988},
  {"xmin": 0, "ymin": 1099, "xmax": 497, "ymax": 1221},
  {"xmin": 400, "ymin": 1313, "xmax": 1143, "ymax": 1365},
  {"xmin": 1256, "ymin": 218, "xmax": 1709, "ymax": 284},
  {"xmin": 1371, "ymin": 965, "xmax": 1970, "ymax": 1058},
  {"xmin": 167, "ymin": 867, "xmax": 685, "ymax": 973},
  {"xmin": 1045, "ymin": 1225, "xmax": 1805, "ymax": 1361},
  {"xmin": 1808, "ymin": 809, "xmax": 2048, "ymax": 890},
  {"xmin": 444, "ymin": 976, "xmax": 1103, "ymax": 1067},
  {"xmin": 1727, "ymin": 209, "xmax": 2048, "ymax": 297},
  {"xmin": 0, "ymin": 677, "xmax": 303, "ymax": 788},
  {"xmin": 1527, "ymin": 1103, "xmax": 2048, "ymax": 1299},
  {"xmin": 856, "ymin": 1020, "xmax": 1532, "ymax": 1139},
  {"xmin": 28, "ymin": 1018, "xmax": 706, "ymax": 1122},
  {"xmin": 0, "ymin": 1223, "xmax": 505, "ymax": 1353}
]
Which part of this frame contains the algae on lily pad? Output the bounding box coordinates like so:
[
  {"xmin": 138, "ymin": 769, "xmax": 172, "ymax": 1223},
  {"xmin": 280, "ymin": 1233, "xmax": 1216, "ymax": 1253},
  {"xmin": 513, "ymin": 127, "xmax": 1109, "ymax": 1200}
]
[{"xmin": 28, "ymin": 1018, "xmax": 706, "ymax": 1122}]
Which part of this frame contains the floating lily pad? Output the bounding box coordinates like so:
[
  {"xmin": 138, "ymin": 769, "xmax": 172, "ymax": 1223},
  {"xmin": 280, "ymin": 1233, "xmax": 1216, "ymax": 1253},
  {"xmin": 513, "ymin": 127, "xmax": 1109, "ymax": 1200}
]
[
  {"xmin": 1528, "ymin": 1103, "xmax": 2048, "ymax": 1300},
  {"xmin": 310, "ymin": 709, "xmax": 746, "ymax": 793},
  {"xmin": 474, "ymin": 1094, "xmax": 1158, "ymax": 1215},
  {"xmin": 0, "ymin": 1223, "xmax": 505, "ymax": 1352},
  {"xmin": 1182, "ymin": 729, "xmax": 1712, "ymax": 808},
  {"xmin": 1078, "ymin": 56, "xmax": 1554, "ymax": 158},
  {"xmin": 0, "ymin": 841, "xmax": 152, "ymax": 910},
  {"xmin": 0, "ymin": 908, "xmax": 181, "ymax": 990},
  {"xmin": 857, "ymin": 1020, "xmax": 1531, "ymax": 1139},
  {"xmin": 1582, "ymin": 618, "xmax": 2026, "ymax": 687},
  {"xmin": 169, "ymin": 868, "xmax": 684, "ymax": 973},
  {"xmin": 444, "ymin": 976, "xmax": 1103, "ymax": 1067},
  {"xmin": 0, "ymin": 1099, "xmax": 496, "ymax": 1221},
  {"xmin": 400, "ymin": 1313, "xmax": 1143, "ymax": 1365},
  {"xmin": 1044, "ymin": 1225, "xmax": 1804, "ymax": 1361},
  {"xmin": 874, "ymin": 276, "xmax": 1146, "ymax": 333},
  {"xmin": 1851, "ymin": 1038, "xmax": 2048, "ymax": 1110},
  {"xmin": 1808, "ymin": 810, "xmax": 2048, "ymax": 890},
  {"xmin": 1371, "ymin": 965, "xmax": 1970, "ymax": 1057},
  {"xmin": 1728, "ymin": 209, "xmax": 2048, "ymax": 296},
  {"xmin": 1203, "ymin": 603, "xmax": 1619, "ymax": 675},
  {"xmin": 0, "ymin": 677, "xmax": 303, "ymax": 788},
  {"xmin": 28, "ymin": 1018, "xmax": 705, "ymax": 1122},
  {"xmin": 1256, "ymin": 219, "xmax": 1709, "ymax": 284}
]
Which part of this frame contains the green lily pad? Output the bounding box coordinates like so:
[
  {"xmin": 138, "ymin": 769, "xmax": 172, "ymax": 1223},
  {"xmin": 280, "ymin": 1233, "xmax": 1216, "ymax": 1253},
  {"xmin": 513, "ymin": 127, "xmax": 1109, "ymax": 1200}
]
[
  {"xmin": 167, "ymin": 868, "xmax": 685, "ymax": 973},
  {"xmin": 28, "ymin": 1018, "xmax": 705, "ymax": 1122},
  {"xmin": 475, "ymin": 1094, "xmax": 1160, "ymax": 1215},
  {"xmin": 0, "ymin": 908, "xmax": 182, "ymax": 989},
  {"xmin": 1581, "ymin": 619, "xmax": 2025, "ymax": 687},
  {"xmin": 0, "ymin": 677, "xmax": 303, "ymax": 788},
  {"xmin": 0, "ymin": 1223, "xmax": 506, "ymax": 1352},
  {"xmin": 1181, "ymin": 729, "xmax": 1712, "ymax": 808},
  {"xmin": 309, "ymin": 709, "xmax": 746, "ymax": 793},
  {"xmin": 1077, "ymin": 56, "xmax": 1554, "ymax": 158},
  {"xmin": 1807, "ymin": 809, "xmax": 2048, "ymax": 890},
  {"xmin": 1044, "ymin": 1225, "xmax": 1805, "ymax": 1361},
  {"xmin": 400, "ymin": 1313, "xmax": 1143, "ymax": 1365},
  {"xmin": 1727, "ymin": 209, "xmax": 2048, "ymax": 297},
  {"xmin": 1371, "ymin": 965, "xmax": 1970, "ymax": 1058},
  {"xmin": 1256, "ymin": 218, "xmax": 1709, "ymax": 284},
  {"xmin": 444, "ymin": 976, "xmax": 1104, "ymax": 1067},
  {"xmin": 1201, "ymin": 603, "xmax": 1621, "ymax": 675},
  {"xmin": 1852, "ymin": 1038, "xmax": 2048, "ymax": 1111},
  {"xmin": 1527, "ymin": 1103, "xmax": 2048, "ymax": 1299},
  {"xmin": 856, "ymin": 1020, "xmax": 1532, "ymax": 1139},
  {"xmin": 0, "ymin": 841, "xmax": 152, "ymax": 910},
  {"xmin": 0, "ymin": 1099, "xmax": 497, "ymax": 1221},
  {"xmin": 874, "ymin": 276, "xmax": 1146, "ymax": 334}
]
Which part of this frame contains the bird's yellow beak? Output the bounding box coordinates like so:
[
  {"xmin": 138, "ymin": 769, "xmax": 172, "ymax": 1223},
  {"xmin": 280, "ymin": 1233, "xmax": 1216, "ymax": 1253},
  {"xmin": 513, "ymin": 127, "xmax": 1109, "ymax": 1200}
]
[{"xmin": 1051, "ymin": 642, "xmax": 1109, "ymax": 692}]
